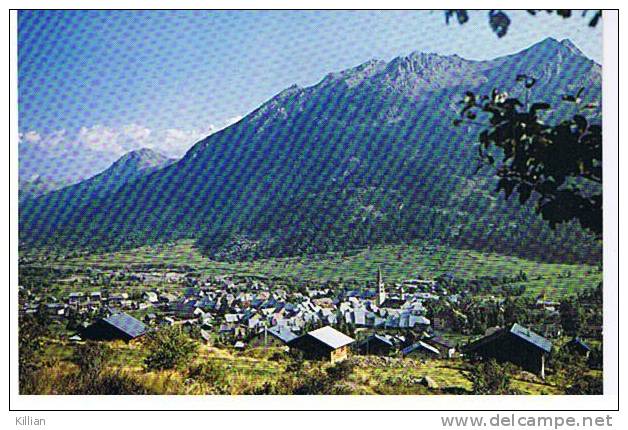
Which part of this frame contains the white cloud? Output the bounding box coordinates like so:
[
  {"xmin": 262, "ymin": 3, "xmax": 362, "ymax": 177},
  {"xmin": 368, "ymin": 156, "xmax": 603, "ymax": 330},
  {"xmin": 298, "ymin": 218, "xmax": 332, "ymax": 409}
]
[
  {"xmin": 22, "ymin": 130, "xmax": 41, "ymax": 143},
  {"xmin": 122, "ymin": 123, "xmax": 152, "ymax": 142},
  {"xmin": 78, "ymin": 125, "xmax": 124, "ymax": 154},
  {"xmin": 18, "ymin": 114, "xmax": 244, "ymax": 161}
]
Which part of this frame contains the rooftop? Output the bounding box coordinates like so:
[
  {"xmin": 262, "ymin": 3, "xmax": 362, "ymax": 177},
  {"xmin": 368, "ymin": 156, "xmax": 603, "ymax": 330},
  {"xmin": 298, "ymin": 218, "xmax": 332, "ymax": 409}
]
[
  {"xmin": 307, "ymin": 326, "xmax": 355, "ymax": 349},
  {"xmin": 103, "ymin": 313, "xmax": 147, "ymax": 338}
]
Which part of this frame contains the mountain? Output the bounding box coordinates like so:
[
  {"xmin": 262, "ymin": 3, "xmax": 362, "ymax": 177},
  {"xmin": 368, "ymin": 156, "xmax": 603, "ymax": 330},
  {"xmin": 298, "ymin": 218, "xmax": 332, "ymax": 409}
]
[
  {"xmin": 19, "ymin": 142, "xmax": 122, "ymax": 187},
  {"xmin": 20, "ymin": 148, "xmax": 174, "ymax": 235},
  {"xmin": 19, "ymin": 175, "xmax": 72, "ymax": 202},
  {"xmin": 19, "ymin": 38, "xmax": 602, "ymax": 263}
]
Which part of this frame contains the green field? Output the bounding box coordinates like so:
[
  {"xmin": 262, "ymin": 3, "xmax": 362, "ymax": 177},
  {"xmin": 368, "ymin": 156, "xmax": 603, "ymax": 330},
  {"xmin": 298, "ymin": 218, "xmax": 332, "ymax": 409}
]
[{"xmin": 50, "ymin": 240, "xmax": 602, "ymax": 299}]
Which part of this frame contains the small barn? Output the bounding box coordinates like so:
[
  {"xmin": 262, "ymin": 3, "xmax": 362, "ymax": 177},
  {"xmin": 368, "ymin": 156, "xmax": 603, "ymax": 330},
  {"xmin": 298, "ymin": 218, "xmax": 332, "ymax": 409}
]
[
  {"xmin": 288, "ymin": 326, "xmax": 355, "ymax": 363},
  {"xmin": 357, "ymin": 334, "xmax": 395, "ymax": 356},
  {"xmin": 249, "ymin": 325, "xmax": 297, "ymax": 348},
  {"xmin": 424, "ymin": 335, "xmax": 457, "ymax": 358},
  {"xmin": 401, "ymin": 340, "xmax": 441, "ymax": 358},
  {"xmin": 82, "ymin": 313, "xmax": 147, "ymax": 342},
  {"xmin": 463, "ymin": 323, "xmax": 552, "ymax": 378},
  {"xmin": 563, "ymin": 337, "xmax": 591, "ymax": 358}
]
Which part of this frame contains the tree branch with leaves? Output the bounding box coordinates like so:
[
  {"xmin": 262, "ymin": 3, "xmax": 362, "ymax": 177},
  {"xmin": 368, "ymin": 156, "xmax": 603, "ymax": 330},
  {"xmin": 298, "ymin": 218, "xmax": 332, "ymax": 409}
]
[{"xmin": 454, "ymin": 76, "xmax": 602, "ymax": 238}]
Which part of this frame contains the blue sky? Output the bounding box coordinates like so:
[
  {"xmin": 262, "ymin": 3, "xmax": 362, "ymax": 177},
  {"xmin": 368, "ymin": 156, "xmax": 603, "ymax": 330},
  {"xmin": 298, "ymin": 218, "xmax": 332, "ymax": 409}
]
[{"xmin": 18, "ymin": 10, "xmax": 602, "ymax": 164}]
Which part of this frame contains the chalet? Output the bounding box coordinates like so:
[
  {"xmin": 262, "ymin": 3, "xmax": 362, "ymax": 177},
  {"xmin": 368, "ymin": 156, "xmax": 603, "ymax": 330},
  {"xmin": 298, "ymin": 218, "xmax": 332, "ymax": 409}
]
[
  {"xmin": 357, "ymin": 334, "xmax": 395, "ymax": 356},
  {"xmin": 464, "ymin": 323, "xmax": 552, "ymax": 378},
  {"xmin": 402, "ymin": 340, "xmax": 441, "ymax": 358},
  {"xmin": 250, "ymin": 325, "xmax": 297, "ymax": 348},
  {"xmin": 288, "ymin": 326, "xmax": 355, "ymax": 363},
  {"xmin": 563, "ymin": 337, "xmax": 591, "ymax": 358},
  {"xmin": 81, "ymin": 312, "xmax": 147, "ymax": 342},
  {"xmin": 424, "ymin": 335, "xmax": 456, "ymax": 358}
]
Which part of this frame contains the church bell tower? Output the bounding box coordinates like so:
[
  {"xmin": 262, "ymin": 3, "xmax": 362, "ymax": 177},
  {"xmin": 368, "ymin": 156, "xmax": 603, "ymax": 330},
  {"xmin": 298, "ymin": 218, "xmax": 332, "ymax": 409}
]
[{"xmin": 377, "ymin": 265, "xmax": 386, "ymax": 306}]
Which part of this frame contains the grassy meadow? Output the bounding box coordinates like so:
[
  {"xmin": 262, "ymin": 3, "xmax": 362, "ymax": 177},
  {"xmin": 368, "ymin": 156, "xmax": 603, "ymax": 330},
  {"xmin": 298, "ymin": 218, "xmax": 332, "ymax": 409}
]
[
  {"xmin": 51, "ymin": 240, "xmax": 602, "ymax": 299},
  {"xmin": 33, "ymin": 338, "xmax": 584, "ymax": 395}
]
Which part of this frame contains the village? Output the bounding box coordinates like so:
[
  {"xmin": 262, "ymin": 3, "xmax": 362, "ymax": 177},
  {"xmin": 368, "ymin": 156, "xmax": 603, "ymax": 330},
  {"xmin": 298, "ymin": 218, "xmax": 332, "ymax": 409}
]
[{"xmin": 18, "ymin": 262, "xmax": 603, "ymax": 390}]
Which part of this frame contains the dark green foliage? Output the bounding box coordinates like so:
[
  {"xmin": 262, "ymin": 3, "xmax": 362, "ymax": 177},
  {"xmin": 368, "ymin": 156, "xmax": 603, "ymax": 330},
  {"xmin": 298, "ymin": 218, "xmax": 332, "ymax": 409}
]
[
  {"xmin": 144, "ymin": 326, "xmax": 198, "ymax": 371},
  {"xmin": 445, "ymin": 10, "xmax": 601, "ymax": 38},
  {"xmin": 559, "ymin": 300, "xmax": 585, "ymax": 336},
  {"xmin": 465, "ymin": 359, "xmax": 513, "ymax": 394},
  {"xmin": 588, "ymin": 346, "xmax": 603, "ymax": 370},
  {"xmin": 18, "ymin": 313, "xmax": 50, "ymax": 393},
  {"xmin": 455, "ymin": 78, "xmax": 602, "ymax": 239},
  {"xmin": 187, "ymin": 361, "xmax": 228, "ymax": 393},
  {"xmin": 325, "ymin": 360, "xmax": 356, "ymax": 381},
  {"xmin": 73, "ymin": 341, "xmax": 111, "ymax": 379},
  {"xmin": 565, "ymin": 374, "xmax": 603, "ymax": 395}
]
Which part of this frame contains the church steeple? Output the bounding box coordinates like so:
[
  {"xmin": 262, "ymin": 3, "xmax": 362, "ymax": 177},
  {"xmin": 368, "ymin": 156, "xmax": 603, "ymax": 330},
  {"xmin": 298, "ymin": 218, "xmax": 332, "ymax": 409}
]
[{"xmin": 377, "ymin": 265, "xmax": 386, "ymax": 306}]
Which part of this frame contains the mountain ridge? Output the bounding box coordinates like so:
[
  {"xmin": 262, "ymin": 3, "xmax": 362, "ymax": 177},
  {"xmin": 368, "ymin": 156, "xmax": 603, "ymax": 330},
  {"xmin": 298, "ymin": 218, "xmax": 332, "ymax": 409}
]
[{"xmin": 19, "ymin": 38, "xmax": 602, "ymax": 264}]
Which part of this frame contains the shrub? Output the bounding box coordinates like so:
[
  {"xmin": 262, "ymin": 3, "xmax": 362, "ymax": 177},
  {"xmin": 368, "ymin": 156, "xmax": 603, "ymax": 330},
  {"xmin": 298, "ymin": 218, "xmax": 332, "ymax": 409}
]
[
  {"xmin": 326, "ymin": 360, "xmax": 355, "ymax": 380},
  {"xmin": 466, "ymin": 359, "xmax": 513, "ymax": 394},
  {"xmin": 566, "ymin": 374, "xmax": 603, "ymax": 395},
  {"xmin": 144, "ymin": 326, "xmax": 198, "ymax": 371},
  {"xmin": 188, "ymin": 361, "xmax": 227, "ymax": 388},
  {"xmin": 73, "ymin": 342, "xmax": 110, "ymax": 379}
]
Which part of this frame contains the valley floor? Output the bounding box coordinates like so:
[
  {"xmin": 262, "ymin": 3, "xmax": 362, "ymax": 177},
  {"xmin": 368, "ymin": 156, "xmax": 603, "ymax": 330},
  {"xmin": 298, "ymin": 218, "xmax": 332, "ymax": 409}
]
[{"xmin": 31, "ymin": 240, "xmax": 602, "ymax": 300}]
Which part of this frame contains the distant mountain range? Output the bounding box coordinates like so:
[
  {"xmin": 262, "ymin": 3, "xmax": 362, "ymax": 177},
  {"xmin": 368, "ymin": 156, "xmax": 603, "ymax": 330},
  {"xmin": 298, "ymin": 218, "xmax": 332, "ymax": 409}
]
[{"xmin": 19, "ymin": 38, "xmax": 602, "ymax": 264}]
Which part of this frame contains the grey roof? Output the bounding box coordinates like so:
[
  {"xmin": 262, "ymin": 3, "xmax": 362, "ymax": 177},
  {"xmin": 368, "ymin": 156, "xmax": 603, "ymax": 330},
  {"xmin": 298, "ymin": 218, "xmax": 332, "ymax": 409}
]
[
  {"xmin": 268, "ymin": 325, "xmax": 298, "ymax": 343},
  {"xmin": 568, "ymin": 337, "xmax": 591, "ymax": 351},
  {"xmin": 402, "ymin": 340, "xmax": 440, "ymax": 356},
  {"xmin": 360, "ymin": 334, "xmax": 394, "ymax": 348},
  {"xmin": 103, "ymin": 313, "xmax": 147, "ymax": 338},
  {"xmin": 307, "ymin": 326, "xmax": 354, "ymax": 349},
  {"xmin": 509, "ymin": 323, "xmax": 552, "ymax": 353}
]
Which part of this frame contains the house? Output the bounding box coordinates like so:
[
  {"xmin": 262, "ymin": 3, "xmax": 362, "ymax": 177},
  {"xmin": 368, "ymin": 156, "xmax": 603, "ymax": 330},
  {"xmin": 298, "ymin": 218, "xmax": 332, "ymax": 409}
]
[
  {"xmin": 401, "ymin": 340, "xmax": 441, "ymax": 358},
  {"xmin": 463, "ymin": 323, "xmax": 552, "ymax": 378},
  {"xmin": 424, "ymin": 335, "xmax": 457, "ymax": 358},
  {"xmin": 234, "ymin": 341, "xmax": 246, "ymax": 350},
  {"xmin": 250, "ymin": 325, "xmax": 297, "ymax": 348},
  {"xmin": 288, "ymin": 326, "xmax": 355, "ymax": 363},
  {"xmin": 81, "ymin": 312, "xmax": 147, "ymax": 342},
  {"xmin": 357, "ymin": 334, "xmax": 395, "ymax": 356},
  {"xmin": 563, "ymin": 337, "xmax": 591, "ymax": 358},
  {"xmin": 143, "ymin": 291, "xmax": 159, "ymax": 303}
]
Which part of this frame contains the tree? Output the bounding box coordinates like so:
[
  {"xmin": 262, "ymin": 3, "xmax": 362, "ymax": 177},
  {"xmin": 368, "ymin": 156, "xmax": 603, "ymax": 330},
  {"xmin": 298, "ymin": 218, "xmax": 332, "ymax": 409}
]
[
  {"xmin": 465, "ymin": 359, "xmax": 513, "ymax": 394},
  {"xmin": 73, "ymin": 341, "xmax": 111, "ymax": 380},
  {"xmin": 18, "ymin": 313, "xmax": 50, "ymax": 392},
  {"xmin": 144, "ymin": 326, "xmax": 198, "ymax": 371},
  {"xmin": 445, "ymin": 10, "xmax": 601, "ymax": 38},
  {"xmin": 454, "ymin": 79, "xmax": 602, "ymax": 238},
  {"xmin": 559, "ymin": 300, "xmax": 585, "ymax": 336}
]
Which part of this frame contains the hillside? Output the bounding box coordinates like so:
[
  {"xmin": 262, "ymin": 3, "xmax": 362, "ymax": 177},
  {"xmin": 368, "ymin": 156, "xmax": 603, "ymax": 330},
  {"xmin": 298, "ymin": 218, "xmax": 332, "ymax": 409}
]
[
  {"xmin": 19, "ymin": 148, "xmax": 174, "ymax": 234},
  {"xmin": 19, "ymin": 38, "xmax": 602, "ymax": 264}
]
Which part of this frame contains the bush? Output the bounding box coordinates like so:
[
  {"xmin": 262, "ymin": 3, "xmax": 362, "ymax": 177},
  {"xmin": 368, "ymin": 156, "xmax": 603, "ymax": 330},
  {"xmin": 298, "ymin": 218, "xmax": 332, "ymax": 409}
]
[
  {"xmin": 73, "ymin": 342, "xmax": 110, "ymax": 379},
  {"xmin": 144, "ymin": 326, "xmax": 198, "ymax": 371},
  {"xmin": 326, "ymin": 360, "xmax": 355, "ymax": 380},
  {"xmin": 566, "ymin": 374, "xmax": 603, "ymax": 395},
  {"xmin": 188, "ymin": 361, "xmax": 227, "ymax": 388},
  {"xmin": 18, "ymin": 313, "xmax": 50, "ymax": 393},
  {"xmin": 66, "ymin": 371, "xmax": 152, "ymax": 395},
  {"xmin": 466, "ymin": 359, "xmax": 513, "ymax": 394}
]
